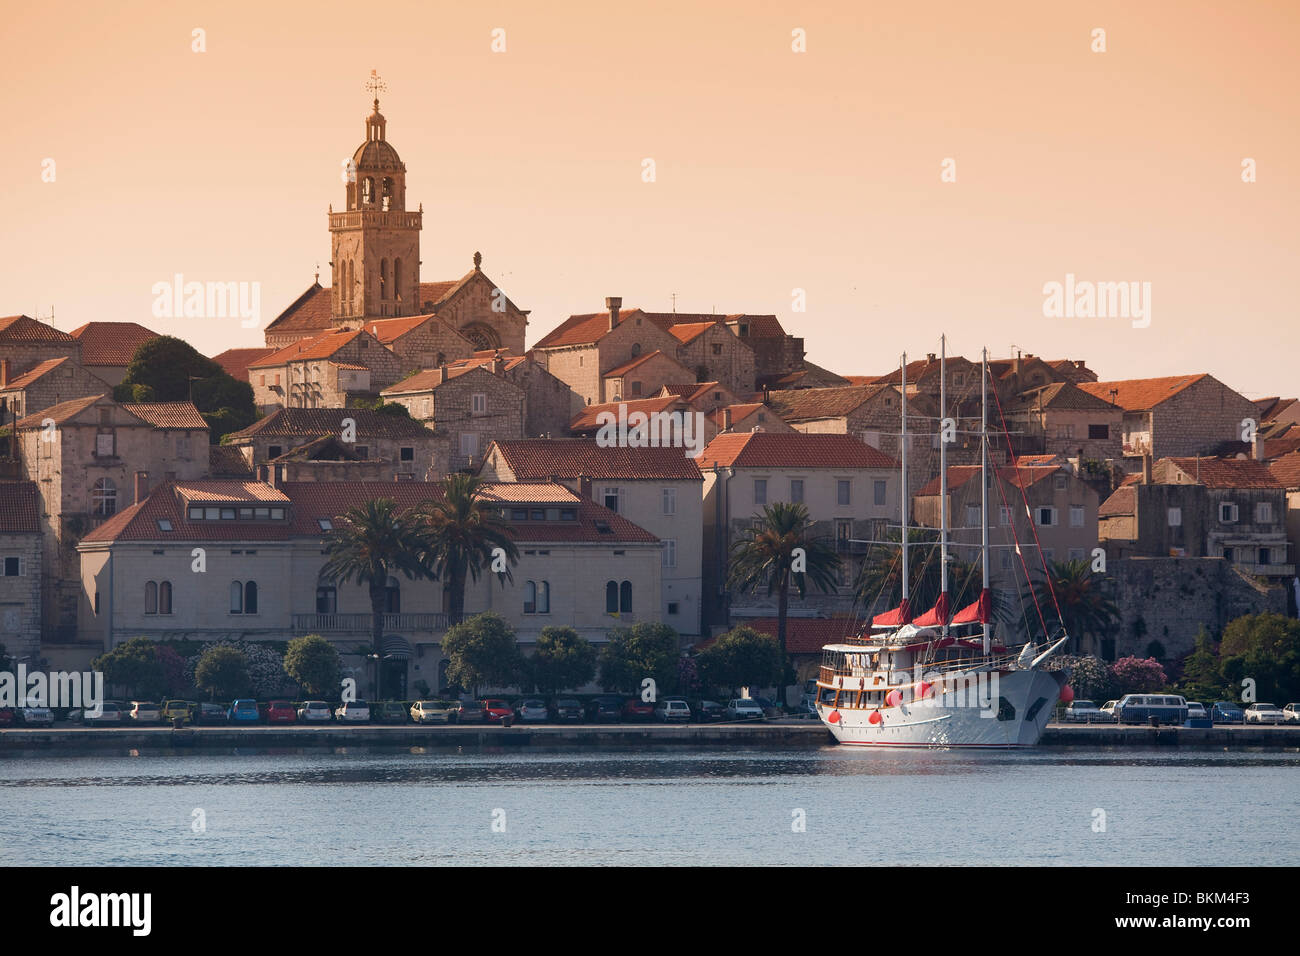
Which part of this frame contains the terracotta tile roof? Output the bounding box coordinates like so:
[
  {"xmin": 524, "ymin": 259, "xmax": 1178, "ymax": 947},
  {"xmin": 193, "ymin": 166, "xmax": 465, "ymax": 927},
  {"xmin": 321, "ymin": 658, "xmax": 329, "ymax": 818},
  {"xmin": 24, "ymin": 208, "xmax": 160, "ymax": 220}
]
[
  {"xmin": 1098, "ymin": 485, "xmax": 1137, "ymax": 518},
  {"xmin": 176, "ymin": 481, "xmax": 290, "ymax": 503},
  {"xmin": 916, "ymin": 464, "xmax": 1060, "ymax": 497},
  {"xmin": 1009, "ymin": 381, "xmax": 1119, "ymax": 413},
  {"xmin": 0, "ymin": 356, "xmax": 70, "ymax": 390},
  {"xmin": 603, "ymin": 350, "xmax": 671, "ymax": 378},
  {"xmin": 658, "ymin": 381, "xmax": 721, "ymax": 401},
  {"xmin": 707, "ymin": 403, "xmax": 766, "ymax": 428},
  {"xmin": 727, "ymin": 315, "xmax": 787, "ymax": 338},
  {"xmin": 487, "ymin": 438, "xmax": 704, "ymax": 480},
  {"xmin": 842, "ymin": 376, "xmax": 877, "ymax": 386},
  {"xmin": 569, "ymin": 395, "xmax": 686, "ymax": 432},
  {"xmin": 80, "ymin": 482, "xmax": 295, "ymax": 544},
  {"xmin": 268, "ymin": 435, "xmax": 374, "ymax": 462},
  {"xmin": 1157, "ymin": 457, "xmax": 1283, "ymax": 490},
  {"xmin": 330, "ymin": 361, "xmax": 369, "ymax": 371},
  {"xmin": 662, "ymin": 320, "xmax": 720, "ymax": 344},
  {"xmin": 14, "ymin": 394, "xmax": 106, "ymax": 429},
  {"xmin": 381, "ymin": 364, "xmax": 521, "ymax": 395},
  {"xmin": 1077, "ymin": 375, "xmax": 1208, "ymax": 410},
  {"xmin": 1266, "ymin": 434, "xmax": 1300, "ymax": 459},
  {"xmin": 211, "ymin": 347, "xmax": 276, "ymax": 381},
  {"xmin": 1010, "ymin": 454, "xmax": 1063, "ymax": 466},
  {"xmin": 700, "ymin": 432, "xmax": 898, "ymax": 470},
  {"xmin": 699, "ymin": 616, "xmax": 863, "ymax": 655},
  {"xmin": 121, "ymin": 402, "xmax": 208, "ymax": 430},
  {"xmin": 67, "ymin": 322, "xmax": 159, "ymax": 367},
  {"xmin": 532, "ymin": 308, "xmax": 645, "ymax": 350},
  {"xmin": 0, "ymin": 315, "xmax": 76, "ymax": 344},
  {"xmin": 364, "ymin": 314, "xmax": 439, "ymax": 343},
  {"xmin": 475, "ymin": 481, "xmax": 581, "ymax": 504},
  {"xmin": 248, "ymin": 329, "xmax": 368, "ymax": 368},
  {"xmin": 871, "ymin": 355, "xmax": 973, "ymax": 386},
  {"xmin": 262, "ymin": 283, "xmax": 331, "ymax": 335},
  {"xmin": 1269, "ymin": 451, "xmax": 1300, "ymax": 489},
  {"xmin": 417, "ymin": 279, "xmax": 464, "ymax": 311},
  {"xmin": 765, "ymin": 384, "xmax": 892, "ymax": 420},
  {"xmin": 209, "ymin": 444, "xmax": 253, "ymax": 477},
  {"xmin": 1256, "ymin": 397, "xmax": 1298, "ymax": 422},
  {"xmin": 0, "ymin": 480, "xmax": 40, "ymax": 533},
  {"xmin": 224, "ymin": 407, "xmax": 434, "ymax": 441}
]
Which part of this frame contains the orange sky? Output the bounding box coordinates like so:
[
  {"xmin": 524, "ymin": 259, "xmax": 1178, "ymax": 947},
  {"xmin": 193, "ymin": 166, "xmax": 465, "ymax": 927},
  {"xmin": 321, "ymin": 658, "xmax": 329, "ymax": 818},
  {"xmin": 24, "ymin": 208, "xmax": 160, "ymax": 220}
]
[{"xmin": 4, "ymin": 0, "xmax": 1297, "ymax": 396}]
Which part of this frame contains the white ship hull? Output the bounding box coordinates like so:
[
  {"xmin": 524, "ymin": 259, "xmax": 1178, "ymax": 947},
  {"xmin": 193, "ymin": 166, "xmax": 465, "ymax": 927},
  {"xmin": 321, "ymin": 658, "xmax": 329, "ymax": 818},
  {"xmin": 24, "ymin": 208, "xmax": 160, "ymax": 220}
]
[{"xmin": 819, "ymin": 668, "xmax": 1063, "ymax": 749}]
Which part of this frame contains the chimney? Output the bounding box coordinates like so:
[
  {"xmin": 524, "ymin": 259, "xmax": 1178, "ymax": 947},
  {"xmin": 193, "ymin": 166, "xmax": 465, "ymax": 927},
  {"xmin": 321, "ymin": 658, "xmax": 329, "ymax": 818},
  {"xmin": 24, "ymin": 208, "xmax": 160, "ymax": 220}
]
[
  {"xmin": 606, "ymin": 296, "xmax": 622, "ymax": 331},
  {"xmin": 1012, "ymin": 355, "xmax": 1022, "ymax": 375},
  {"xmin": 1253, "ymin": 434, "xmax": 1266, "ymax": 462},
  {"xmin": 1141, "ymin": 452, "xmax": 1152, "ymax": 485},
  {"xmin": 257, "ymin": 463, "xmax": 270, "ymax": 483},
  {"xmin": 0, "ymin": 359, "xmax": 8, "ymax": 388},
  {"xmin": 578, "ymin": 474, "xmax": 592, "ymax": 499},
  {"xmin": 133, "ymin": 471, "xmax": 149, "ymax": 504},
  {"xmin": 926, "ymin": 353, "xmax": 936, "ymax": 362},
  {"xmin": 438, "ymin": 366, "xmax": 448, "ymax": 384},
  {"xmin": 490, "ymin": 357, "xmax": 502, "ymax": 376},
  {"xmin": 722, "ymin": 407, "xmax": 732, "ymax": 431}
]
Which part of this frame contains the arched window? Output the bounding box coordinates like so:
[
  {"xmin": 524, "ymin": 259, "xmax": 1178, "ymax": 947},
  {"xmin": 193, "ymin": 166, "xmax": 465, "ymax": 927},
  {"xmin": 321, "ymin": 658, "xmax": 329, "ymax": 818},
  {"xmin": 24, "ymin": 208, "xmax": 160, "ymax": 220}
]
[
  {"xmin": 619, "ymin": 580, "xmax": 632, "ymax": 613},
  {"xmin": 605, "ymin": 581, "xmax": 619, "ymax": 614},
  {"xmin": 524, "ymin": 580, "xmax": 537, "ymax": 614},
  {"xmin": 380, "ymin": 259, "xmax": 388, "ymax": 300},
  {"xmin": 362, "ymin": 176, "xmax": 374, "ymax": 204},
  {"xmin": 230, "ymin": 581, "xmax": 243, "ymax": 614},
  {"xmin": 382, "ymin": 177, "xmax": 393, "ymax": 211},
  {"xmin": 393, "ymin": 258, "xmax": 403, "ymax": 302},
  {"xmin": 537, "ymin": 580, "xmax": 550, "ymax": 614},
  {"xmin": 92, "ymin": 478, "xmax": 117, "ymax": 517},
  {"xmin": 384, "ymin": 576, "xmax": 400, "ymax": 614},
  {"xmin": 159, "ymin": 581, "xmax": 172, "ymax": 615},
  {"xmin": 631, "ymin": 342, "xmax": 642, "ymax": 357},
  {"xmin": 244, "ymin": 581, "xmax": 258, "ymax": 614},
  {"xmin": 145, "ymin": 581, "xmax": 158, "ymax": 615}
]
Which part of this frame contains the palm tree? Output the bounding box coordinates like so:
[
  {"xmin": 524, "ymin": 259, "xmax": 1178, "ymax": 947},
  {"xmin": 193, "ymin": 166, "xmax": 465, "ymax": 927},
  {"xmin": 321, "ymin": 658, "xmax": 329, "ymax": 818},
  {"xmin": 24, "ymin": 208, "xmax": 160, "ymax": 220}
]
[
  {"xmin": 726, "ymin": 502, "xmax": 840, "ymax": 698},
  {"xmin": 418, "ymin": 473, "xmax": 519, "ymax": 626},
  {"xmin": 1023, "ymin": 558, "xmax": 1119, "ymax": 654},
  {"xmin": 320, "ymin": 498, "xmax": 434, "ymax": 698}
]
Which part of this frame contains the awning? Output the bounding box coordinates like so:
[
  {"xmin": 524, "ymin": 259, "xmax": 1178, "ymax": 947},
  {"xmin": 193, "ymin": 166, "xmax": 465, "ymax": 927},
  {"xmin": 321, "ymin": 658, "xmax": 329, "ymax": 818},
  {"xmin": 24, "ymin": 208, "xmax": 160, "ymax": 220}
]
[
  {"xmin": 950, "ymin": 588, "xmax": 991, "ymax": 625},
  {"xmin": 380, "ymin": 635, "xmax": 414, "ymax": 660},
  {"xmin": 872, "ymin": 598, "xmax": 912, "ymax": 628},
  {"xmin": 911, "ymin": 593, "xmax": 950, "ymax": 628}
]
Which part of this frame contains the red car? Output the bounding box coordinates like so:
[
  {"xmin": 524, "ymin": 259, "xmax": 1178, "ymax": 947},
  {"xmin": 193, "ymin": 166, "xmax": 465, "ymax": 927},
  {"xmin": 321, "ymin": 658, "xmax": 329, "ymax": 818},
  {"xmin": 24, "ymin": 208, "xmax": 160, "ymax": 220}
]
[
  {"xmin": 621, "ymin": 698, "xmax": 655, "ymax": 722},
  {"xmin": 482, "ymin": 699, "xmax": 513, "ymax": 723},
  {"xmin": 265, "ymin": 701, "xmax": 297, "ymax": 724}
]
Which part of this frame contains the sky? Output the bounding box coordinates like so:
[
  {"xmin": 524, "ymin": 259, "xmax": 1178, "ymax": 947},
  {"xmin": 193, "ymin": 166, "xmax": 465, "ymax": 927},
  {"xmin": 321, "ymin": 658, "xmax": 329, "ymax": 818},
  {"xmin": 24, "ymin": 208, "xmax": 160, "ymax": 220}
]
[{"xmin": 3, "ymin": 0, "xmax": 1297, "ymax": 398}]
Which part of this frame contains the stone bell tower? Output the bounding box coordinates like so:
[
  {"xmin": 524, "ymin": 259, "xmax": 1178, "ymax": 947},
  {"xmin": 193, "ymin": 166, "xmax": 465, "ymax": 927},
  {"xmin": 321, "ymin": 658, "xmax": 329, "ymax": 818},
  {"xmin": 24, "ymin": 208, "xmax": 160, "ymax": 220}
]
[{"xmin": 329, "ymin": 72, "xmax": 422, "ymax": 321}]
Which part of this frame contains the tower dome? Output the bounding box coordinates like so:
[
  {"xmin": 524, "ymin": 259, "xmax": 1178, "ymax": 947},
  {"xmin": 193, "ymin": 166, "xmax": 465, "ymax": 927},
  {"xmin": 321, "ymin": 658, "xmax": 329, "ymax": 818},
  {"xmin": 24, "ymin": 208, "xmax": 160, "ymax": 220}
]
[{"xmin": 352, "ymin": 99, "xmax": 404, "ymax": 171}]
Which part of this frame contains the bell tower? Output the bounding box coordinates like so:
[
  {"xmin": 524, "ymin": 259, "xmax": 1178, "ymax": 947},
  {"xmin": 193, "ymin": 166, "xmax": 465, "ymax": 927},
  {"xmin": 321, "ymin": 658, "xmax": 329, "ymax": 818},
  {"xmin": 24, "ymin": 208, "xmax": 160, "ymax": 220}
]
[{"xmin": 329, "ymin": 71, "xmax": 422, "ymax": 322}]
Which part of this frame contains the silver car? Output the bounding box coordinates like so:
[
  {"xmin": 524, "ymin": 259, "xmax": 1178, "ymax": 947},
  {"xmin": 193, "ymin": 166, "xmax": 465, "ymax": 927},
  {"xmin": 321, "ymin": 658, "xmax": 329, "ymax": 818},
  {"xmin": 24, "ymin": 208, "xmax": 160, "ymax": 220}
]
[
  {"xmin": 514, "ymin": 699, "xmax": 549, "ymax": 723},
  {"xmin": 298, "ymin": 701, "xmax": 333, "ymax": 723},
  {"xmin": 726, "ymin": 698, "xmax": 764, "ymax": 721},
  {"xmin": 130, "ymin": 701, "xmax": 162, "ymax": 724},
  {"xmin": 1245, "ymin": 703, "xmax": 1285, "ymax": 724},
  {"xmin": 334, "ymin": 700, "xmax": 370, "ymax": 723}
]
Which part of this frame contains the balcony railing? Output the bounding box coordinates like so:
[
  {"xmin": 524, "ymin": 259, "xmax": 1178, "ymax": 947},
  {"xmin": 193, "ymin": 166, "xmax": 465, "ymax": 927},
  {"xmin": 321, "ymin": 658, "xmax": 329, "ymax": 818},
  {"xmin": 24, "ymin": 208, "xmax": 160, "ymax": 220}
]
[{"xmin": 292, "ymin": 612, "xmax": 447, "ymax": 634}]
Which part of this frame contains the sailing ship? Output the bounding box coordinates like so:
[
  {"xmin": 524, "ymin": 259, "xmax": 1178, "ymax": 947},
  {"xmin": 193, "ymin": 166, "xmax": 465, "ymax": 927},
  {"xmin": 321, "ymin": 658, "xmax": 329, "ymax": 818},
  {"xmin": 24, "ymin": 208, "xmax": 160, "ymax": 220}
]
[{"xmin": 815, "ymin": 340, "xmax": 1069, "ymax": 748}]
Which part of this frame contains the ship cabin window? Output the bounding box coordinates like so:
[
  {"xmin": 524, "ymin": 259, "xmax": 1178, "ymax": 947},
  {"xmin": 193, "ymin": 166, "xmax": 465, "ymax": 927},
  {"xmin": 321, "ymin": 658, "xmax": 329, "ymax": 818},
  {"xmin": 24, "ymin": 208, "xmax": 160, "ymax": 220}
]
[{"xmin": 819, "ymin": 687, "xmax": 837, "ymax": 705}]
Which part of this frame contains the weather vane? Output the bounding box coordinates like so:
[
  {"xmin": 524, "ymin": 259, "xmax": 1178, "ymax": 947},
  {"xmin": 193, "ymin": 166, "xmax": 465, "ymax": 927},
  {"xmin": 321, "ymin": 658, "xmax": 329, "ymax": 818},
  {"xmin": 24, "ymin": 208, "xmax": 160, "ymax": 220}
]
[{"xmin": 365, "ymin": 69, "xmax": 387, "ymax": 105}]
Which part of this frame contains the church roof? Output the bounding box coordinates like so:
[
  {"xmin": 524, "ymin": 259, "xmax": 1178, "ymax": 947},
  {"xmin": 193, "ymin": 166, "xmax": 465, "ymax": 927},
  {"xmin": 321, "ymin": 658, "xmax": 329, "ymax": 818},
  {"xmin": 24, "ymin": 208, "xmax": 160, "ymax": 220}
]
[
  {"xmin": 263, "ymin": 283, "xmax": 332, "ymax": 336},
  {"xmin": 68, "ymin": 321, "xmax": 160, "ymax": 367}
]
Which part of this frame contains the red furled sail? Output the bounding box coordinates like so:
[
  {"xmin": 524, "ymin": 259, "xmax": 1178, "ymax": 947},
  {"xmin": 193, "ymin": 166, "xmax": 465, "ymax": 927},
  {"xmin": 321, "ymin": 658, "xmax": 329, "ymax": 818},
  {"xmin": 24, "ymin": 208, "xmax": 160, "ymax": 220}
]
[
  {"xmin": 950, "ymin": 588, "xmax": 991, "ymax": 625},
  {"xmin": 911, "ymin": 592, "xmax": 950, "ymax": 628},
  {"xmin": 872, "ymin": 598, "xmax": 912, "ymax": 627}
]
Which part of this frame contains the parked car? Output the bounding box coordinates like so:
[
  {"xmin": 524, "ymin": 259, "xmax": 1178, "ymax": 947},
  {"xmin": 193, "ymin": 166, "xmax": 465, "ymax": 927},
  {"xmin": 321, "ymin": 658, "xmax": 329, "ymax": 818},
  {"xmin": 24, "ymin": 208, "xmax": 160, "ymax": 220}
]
[
  {"xmin": 551, "ymin": 698, "xmax": 584, "ymax": 723},
  {"xmin": 410, "ymin": 700, "xmax": 457, "ymax": 724},
  {"xmin": 1283, "ymin": 703, "xmax": 1300, "ymax": 725},
  {"xmin": 515, "ymin": 699, "xmax": 549, "ymax": 723},
  {"xmin": 228, "ymin": 699, "xmax": 260, "ymax": 723},
  {"xmin": 162, "ymin": 700, "xmax": 196, "ymax": 725},
  {"xmin": 752, "ymin": 696, "xmax": 783, "ymax": 718},
  {"xmin": 726, "ymin": 698, "xmax": 765, "ymax": 721},
  {"xmin": 371, "ymin": 701, "xmax": 408, "ymax": 724},
  {"xmin": 1210, "ymin": 701, "xmax": 1245, "ymax": 724},
  {"xmin": 129, "ymin": 701, "xmax": 162, "ymax": 724},
  {"xmin": 1063, "ymin": 700, "xmax": 1115, "ymax": 723},
  {"xmin": 584, "ymin": 696, "xmax": 623, "ymax": 723},
  {"xmin": 621, "ymin": 698, "xmax": 656, "ymax": 722},
  {"xmin": 696, "ymin": 700, "xmax": 727, "ymax": 723},
  {"xmin": 18, "ymin": 703, "xmax": 54, "ymax": 726},
  {"xmin": 334, "ymin": 700, "xmax": 371, "ymax": 723},
  {"xmin": 482, "ymin": 699, "xmax": 513, "ymax": 723},
  {"xmin": 1245, "ymin": 702, "xmax": 1285, "ymax": 724},
  {"xmin": 455, "ymin": 700, "xmax": 487, "ymax": 724},
  {"xmin": 265, "ymin": 700, "xmax": 297, "ymax": 724},
  {"xmin": 0, "ymin": 707, "xmax": 14, "ymax": 727},
  {"xmin": 1115, "ymin": 694, "xmax": 1187, "ymax": 725},
  {"xmin": 195, "ymin": 702, "xmax": 229, "ymax": 725},
  {"xmin": 297, "ymin": 701, "xmax": 333, "ymax": 723},
  {"xmin": 1184, "ymin": 701, "xmax": 1212, "ymax": 728},
  {"xmin": 654, "ymin": 699, "xmax": 691, "ymax": 722},
  {"xmin": 1099, "ymin": 700, "xmax": 1119, "ymax": 719},
  {"xmin": 77, "ymin": 701, "xmax": 123, "ymax": 726}
]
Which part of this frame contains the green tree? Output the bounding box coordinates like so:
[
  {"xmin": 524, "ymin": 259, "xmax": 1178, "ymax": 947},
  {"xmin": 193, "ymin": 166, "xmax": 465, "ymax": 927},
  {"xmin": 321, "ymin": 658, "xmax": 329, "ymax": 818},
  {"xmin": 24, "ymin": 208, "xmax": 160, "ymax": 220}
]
[
  {"xmin": 320, "ymin": 498, "xmax": 435, "ymax": 699},
  {"xmin": 120, "ymin": 335, "xmax": 257, "ymax": 441},
  {"xmin": 727, "ymin": 502, "xmax": 839, "ymax": 699},
  {"xmin": 194, "ymin": 645, "xmax": 251, "ymax": 700},
  {"xmin": 1023, "ymin": 559, "xmax": 1120, "ymax": 655},
  {"xmin": 418, "ymin": 473, "xmax": 519, "ymax": 626},
  {"xmin": 92, "ymin": 637, "xmax": 167, "ymax": 698},
  {"xmin": 1176, "ymin": 628, "xmax": 1226, "ymax": 702},
  {"xmin": 531, "ymin": 626, "xmax": 597, "ymax": 696},
  {"xmin": 695, "ymin": 625, "xmax": 783, "ymax": 697},
  {"xmin": 442, "ymin": 612, "xmax": 521, "ymax": 696},
  {"xmin": 283, "ymin": 634, "xmax": 342, "ymax": 698},
  {"xmin": 600, "ymin": 622, "xmax": 680, "ymax": 695},
  {"xmin": 111, "ymin": 383, "xmax": 157, "ymax": 403},
  {"xmin": 1219, "ymin": 612, "xmax": 1300, "ymax": 702}
]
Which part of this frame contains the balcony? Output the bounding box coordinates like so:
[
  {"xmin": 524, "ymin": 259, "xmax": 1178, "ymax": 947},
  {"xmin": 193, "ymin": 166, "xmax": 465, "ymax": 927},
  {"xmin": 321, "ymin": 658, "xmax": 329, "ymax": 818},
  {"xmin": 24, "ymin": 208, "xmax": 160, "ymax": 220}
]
[{"xmin": 292, "ymin": 612, "xmax": 447, "ymax": 634}]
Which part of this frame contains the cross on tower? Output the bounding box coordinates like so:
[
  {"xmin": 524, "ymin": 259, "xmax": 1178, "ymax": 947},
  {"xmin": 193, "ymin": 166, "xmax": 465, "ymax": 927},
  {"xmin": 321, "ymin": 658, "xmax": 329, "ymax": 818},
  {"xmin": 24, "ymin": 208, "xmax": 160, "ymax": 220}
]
[{"xmin": 365, "ymin": 69, "xmax": 387, "ymax": 106}]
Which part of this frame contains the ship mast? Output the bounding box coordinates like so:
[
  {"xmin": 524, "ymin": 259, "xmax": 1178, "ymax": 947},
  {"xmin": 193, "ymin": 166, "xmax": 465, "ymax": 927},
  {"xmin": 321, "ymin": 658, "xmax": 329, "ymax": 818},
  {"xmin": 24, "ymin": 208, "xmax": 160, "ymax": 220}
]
[
  {"xmin": 981, "ymin": 347, "xmax": 991, "ymax": 655},
  {"xmin": 900, "ymin": 353, "xmax": 908, "ymax": 611},
  {"xmin": 939, "ymin": 336, "xmax": 948, "ymax": 640}
]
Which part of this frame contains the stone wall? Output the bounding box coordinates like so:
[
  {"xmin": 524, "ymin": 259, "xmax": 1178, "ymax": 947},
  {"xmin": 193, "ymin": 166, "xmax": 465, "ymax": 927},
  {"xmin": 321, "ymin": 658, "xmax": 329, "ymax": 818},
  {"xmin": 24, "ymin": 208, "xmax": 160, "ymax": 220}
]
[{"xmin": 0, "ymin": 530, "xmax": 42, "ymax": 658}]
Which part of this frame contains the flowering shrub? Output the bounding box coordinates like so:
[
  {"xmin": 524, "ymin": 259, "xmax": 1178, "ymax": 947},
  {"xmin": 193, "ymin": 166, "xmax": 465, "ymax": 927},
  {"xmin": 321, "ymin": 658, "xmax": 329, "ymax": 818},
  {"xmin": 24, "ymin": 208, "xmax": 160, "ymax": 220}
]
[
  {"xmin": 1046, "ymin": 654, "xmax": 1117, "ymax": 702},
  {"xmin": 1110, "ymin": 655, "xmax": 1167, "ymax": 694},
  {"xmin": 184, "ymin": 641, "xmax": 292, "ymax": 698}
]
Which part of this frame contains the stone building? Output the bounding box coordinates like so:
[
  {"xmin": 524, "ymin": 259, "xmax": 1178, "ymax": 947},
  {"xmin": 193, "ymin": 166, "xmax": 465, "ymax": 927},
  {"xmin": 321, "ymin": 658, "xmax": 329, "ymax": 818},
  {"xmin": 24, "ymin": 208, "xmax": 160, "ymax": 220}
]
[
  {"xmin": 0, "ymin": 357, "xmax": 114, "ymax": 422},
  {"xmin": 67, "ymin": 322, "xmax": 160, "ymax": 387},
  {"xmin": 12, "ymin": 395, "xmax": 209, "ymax": 642},
  {"xmin": 0, "ymin": 315, "xmax": 82, "ymax": 384},
  {"xmin": 656, "ymin": 318, "xmax": 756, "ymax": 397},
  {"xmin": 1004, "ymin": 381, "xmax": 1124, "ymax": 463},
  {"xmin": 722, "ymin": 314, "xmax": 804, "ymax": 387},
  {"xmin": 1077, "ymin": 374, "xmax": 1257, "ymax": 468},
  {"xmin": 601, "ymin": 350, "xmax": 694, "ymax": 403},
  {"xmin": 0, "ymin": 480, "xmax": 42, "ymax": 659},
  {"xmin": 380, "ymin": 364, "xmax": 525, "ymax": 471},
  {"xmin": 247, "ymin": 328, "xmax": 405, "ymax": 411},
  {"xmin": 654, "ymin": 381, "xmax": 746, "ymax": 414},
  {"xmin": 362, "ymin": 313, "xmax": 475, "ymax": 373},
  {"xmin": 706, "ymin": 403, "xmax": 796, "ymax": 440},
  {"xmin": 444, "ymin": 351, "xmax": 580, "ymax": 438}
]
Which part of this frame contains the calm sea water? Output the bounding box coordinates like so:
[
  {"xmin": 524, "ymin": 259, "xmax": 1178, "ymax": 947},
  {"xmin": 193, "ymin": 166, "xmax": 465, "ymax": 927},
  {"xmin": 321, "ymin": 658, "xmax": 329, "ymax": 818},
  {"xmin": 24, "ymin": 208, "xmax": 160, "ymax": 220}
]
[{"xmin": 0, "ymin": 746, "xmax": 1295, "ymax": 866}]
